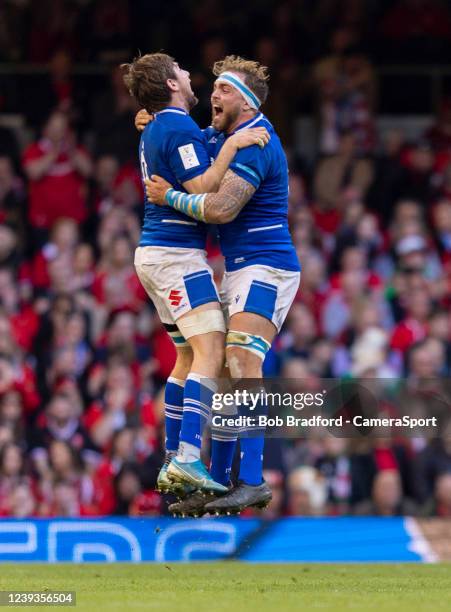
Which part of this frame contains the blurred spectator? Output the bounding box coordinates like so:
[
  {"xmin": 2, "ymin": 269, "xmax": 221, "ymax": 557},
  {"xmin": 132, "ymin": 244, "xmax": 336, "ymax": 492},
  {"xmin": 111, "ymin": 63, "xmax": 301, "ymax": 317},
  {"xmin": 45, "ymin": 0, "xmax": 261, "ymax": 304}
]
[
  {"xmin": 92, "ymin": 428, "xmax": 137, "ymax": 514},
  {"xmin": 425, "ymin": 473, "xmax": 451, "ymax": 517},
  {"xmin": 367, "ymin": 129, "xmax": 407, "ymax": 225},
  {"xmin": 313, "ymin": 32, "xmax": 376, "ymax": 156},
  {"xmin": 261, "ymin": 469, "xmax": 286, "ymax": 519},
  {"xmin": 353, "ymin": 469, "xmax": 417, "ymax": 516},
  {"xmin": 29, "ymin": 392, "xmax": 99, "ymax": 469},
  {"xmin": 112, "ymin": 462, "xmax": 161, "ymax": 516},
  {"xmin": 390, "ymin": 291, "xmax": 431, "ymax": 354},
  {"xmin": 30, "ymin": 218, "xmax": 79, "ymax": 292},
  {"xmin": 92, "ymin": 66, "xmax": 139, "ymax": 164},
  {"xmin": 23, "ymin": 111, "xmax": 92, "ymax": 243},
  {"xmin": 0, "ymin": 443, "xmax": 30, "ymax": 516},
  {"xmin": 315, "ymin": 436, "xmax": 351, "ymax": 514},
  {"xmin": 313, "ymin": 132, "xmax": 374, "ymax": 210},
  {"xmin": 399, "ymin": 141, "xmax": 437, "ymax": 204},
  {"xmin": 22, "ymin": 49, "xmax": 87, "ymax": 130},
  {"xmin": 414, "ymin": 439, "xmax": 451, "ymax": 503},
  {"xmin": 84, "ymin": 362, "xmax": 157, "ymax": 453},
  {"xmin": 38, "ymin": 440, "xmax": 95, "ymax": 516},
  {"xmin": 92, "ymin": 235, "xmax": 147, "ymax": 314},
  {"xmin": 0, "ymin": 391, "xmax": 25, "ymax": 445},
  {"xmin": 287, "ymin": 466, "xmax": 327, "ymax": 515}
]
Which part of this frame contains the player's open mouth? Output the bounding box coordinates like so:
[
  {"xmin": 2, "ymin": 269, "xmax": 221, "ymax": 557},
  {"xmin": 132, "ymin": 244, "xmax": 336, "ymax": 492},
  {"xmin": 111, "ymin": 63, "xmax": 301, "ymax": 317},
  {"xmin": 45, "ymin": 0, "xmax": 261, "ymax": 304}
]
[{"xmin": 213, "ymin": 105, "xmax": 223, "ymax": 117}]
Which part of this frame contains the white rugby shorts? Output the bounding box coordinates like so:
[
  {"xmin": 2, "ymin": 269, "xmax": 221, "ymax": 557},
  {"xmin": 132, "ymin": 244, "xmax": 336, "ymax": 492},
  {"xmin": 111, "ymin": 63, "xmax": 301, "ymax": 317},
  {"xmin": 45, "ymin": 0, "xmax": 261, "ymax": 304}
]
[
  {"xmin": 134, "ymin": 246, "xmax": 220, "ymax": 325},
  {"xmin": 220, "ymin": 264, "xmax": 300, "ymax": 331}
]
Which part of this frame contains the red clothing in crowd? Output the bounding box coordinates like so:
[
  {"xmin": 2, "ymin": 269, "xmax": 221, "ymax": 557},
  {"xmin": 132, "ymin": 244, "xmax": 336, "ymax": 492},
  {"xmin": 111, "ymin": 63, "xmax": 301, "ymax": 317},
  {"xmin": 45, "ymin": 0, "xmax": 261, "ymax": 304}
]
[
  {"xmin": 390, "ymin": 318, "xmax": 428, "ymax": 353},
  {"xmin": 92, "ymin": 268, "xmax": 147, "ymax": 312},
  {"xmin": 23, "ymin": 139, "xmax": 89, "ymax": 229},
  {"xmin": 0, "ymin": 362, "xmax": 41, "ymax": 415},
  {"xmin": 83, "ymin": 394, "xmax": 157, "ymax": 452},
  {"xmin": 9, "ymin": 306, "xmax": 40, "ymax": 352}
]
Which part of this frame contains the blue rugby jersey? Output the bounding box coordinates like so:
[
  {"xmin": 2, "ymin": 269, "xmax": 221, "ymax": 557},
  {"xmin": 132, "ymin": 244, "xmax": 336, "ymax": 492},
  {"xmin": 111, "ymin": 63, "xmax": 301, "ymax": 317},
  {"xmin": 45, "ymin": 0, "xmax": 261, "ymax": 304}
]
[
  {"xmin": 205, "ymin": 113, "xmax": 300, "ymax": 272},
  {"xmin": 139, "ymin": 107, "xmax": 210, "ymax": 249}
]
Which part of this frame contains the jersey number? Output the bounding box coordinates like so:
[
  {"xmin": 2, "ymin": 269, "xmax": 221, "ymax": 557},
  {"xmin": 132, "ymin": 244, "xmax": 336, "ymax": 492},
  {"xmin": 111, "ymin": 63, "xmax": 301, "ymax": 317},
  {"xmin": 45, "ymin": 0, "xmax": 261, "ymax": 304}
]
[{"xmin": 140, "ymin": 147, "xmax": 150, "ymax": 181}]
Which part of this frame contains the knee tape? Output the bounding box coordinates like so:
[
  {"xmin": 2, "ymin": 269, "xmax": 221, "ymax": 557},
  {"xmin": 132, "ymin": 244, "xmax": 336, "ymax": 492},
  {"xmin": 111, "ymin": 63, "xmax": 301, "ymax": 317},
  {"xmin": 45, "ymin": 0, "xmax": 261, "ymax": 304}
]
[
  {"xmin": 177, "ymin": 309, "xmax": 226, "ymax": 339},
  {"xmin": 165, "ymin": 324, "xmax": 189, "ymax": 348},
  {"xmin": 226, "ymin": 330, "xmax": 271, "ymax": 360}
]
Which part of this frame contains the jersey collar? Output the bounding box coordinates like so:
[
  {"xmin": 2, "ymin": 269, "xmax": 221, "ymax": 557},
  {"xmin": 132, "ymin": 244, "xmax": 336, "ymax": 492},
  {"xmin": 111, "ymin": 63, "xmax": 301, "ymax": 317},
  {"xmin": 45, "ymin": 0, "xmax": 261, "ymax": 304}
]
[
  {"xmin": 156, "ymin": 106, "xmax": 188, "ymax": 116},
  {"xmin": 232, "ymin": 112, "xmax": 265, "ymax": 134}
]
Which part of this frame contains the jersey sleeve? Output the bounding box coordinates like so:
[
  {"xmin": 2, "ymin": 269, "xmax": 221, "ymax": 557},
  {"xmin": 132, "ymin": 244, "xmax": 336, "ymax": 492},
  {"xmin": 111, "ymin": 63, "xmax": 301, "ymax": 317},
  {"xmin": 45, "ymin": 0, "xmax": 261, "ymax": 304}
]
[
  {"xmin": 229, "ymin": 145, "xmax": 269, "ymax": 189},
  {"xmin": 165, "ymin": 128, "xmax": 211, "ymax": 184}
]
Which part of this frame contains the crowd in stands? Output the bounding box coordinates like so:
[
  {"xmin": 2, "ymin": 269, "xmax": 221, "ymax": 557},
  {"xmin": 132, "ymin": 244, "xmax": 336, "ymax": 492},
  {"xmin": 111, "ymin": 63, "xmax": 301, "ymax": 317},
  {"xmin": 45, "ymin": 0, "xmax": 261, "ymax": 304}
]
[{"xmin": 0, "ymin": 0, "xmax": 450, "ymax": 518}]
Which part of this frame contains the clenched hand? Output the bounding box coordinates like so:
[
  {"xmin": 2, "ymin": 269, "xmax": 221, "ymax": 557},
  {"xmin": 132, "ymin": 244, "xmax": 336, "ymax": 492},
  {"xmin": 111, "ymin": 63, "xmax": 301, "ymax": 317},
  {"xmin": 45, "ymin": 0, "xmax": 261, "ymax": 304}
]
[{"xmin": 145, "ymin": 175, "xmax": 173, "ymax": 205}]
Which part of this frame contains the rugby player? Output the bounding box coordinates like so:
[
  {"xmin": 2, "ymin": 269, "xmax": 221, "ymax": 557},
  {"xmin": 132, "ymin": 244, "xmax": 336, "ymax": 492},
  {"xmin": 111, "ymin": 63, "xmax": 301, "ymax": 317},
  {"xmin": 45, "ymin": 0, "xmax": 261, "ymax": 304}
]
[
  {"xmin": 145, "ymin": 56, "xmax": 301, "ymax": 515},
  {"xmin": 122, "ymin": 53, "xmax": 270, "ymax": 498}
]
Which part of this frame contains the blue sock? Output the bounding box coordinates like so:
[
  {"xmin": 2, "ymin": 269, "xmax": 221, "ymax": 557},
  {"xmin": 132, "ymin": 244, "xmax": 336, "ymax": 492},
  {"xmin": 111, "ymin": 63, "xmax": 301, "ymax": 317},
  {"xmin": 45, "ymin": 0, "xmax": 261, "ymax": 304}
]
[
  {"xmin": 239, "ymin": 436, "xmax": 265, "ymax": 485},
  {"xmin": 180, "ymin": 373, "xmax": 214, "ymax": 449},
  {"xmin": 210, "ymin": 439, "xmax": 236, "ymax": 486},
  {"xmin": 164, "ymin": 377, "xmax": 185, "ymax": 452},
  {"xmin": 238, "ymin": 392, "xmax": 266, "ymax": 485}
]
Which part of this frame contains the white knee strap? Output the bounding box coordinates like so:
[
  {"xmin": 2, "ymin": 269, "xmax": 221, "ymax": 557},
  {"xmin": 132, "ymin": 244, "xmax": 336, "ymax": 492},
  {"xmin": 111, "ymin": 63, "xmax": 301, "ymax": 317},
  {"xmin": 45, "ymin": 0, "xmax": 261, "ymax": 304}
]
[
  {"xmin": 166, "ymin": 328, "xmax": 189, "ymax": 348},
  {"xmin": 177, "ymin": 309, "xmax": 226, "ymax": 339},
  {"xmin": 226, "ymin": 330, "xmax": 271, "ymax": 360}
]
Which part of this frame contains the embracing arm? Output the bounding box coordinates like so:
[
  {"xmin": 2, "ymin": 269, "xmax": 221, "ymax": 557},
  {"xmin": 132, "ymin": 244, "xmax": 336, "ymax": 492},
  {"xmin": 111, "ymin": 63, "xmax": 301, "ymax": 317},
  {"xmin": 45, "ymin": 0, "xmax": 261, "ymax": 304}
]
[
  {"xmin": 134, "ymin": 108, "xmax": 268, "ymax": 194},
  {"xmin": 184, "ymin": 139, "xmax": 245, "ymax": 194},
  {"xmin": 163, "ymin": 169, "xmax": 255, "ymax": 224},
  {"xmin": 202, "ymin": 170, "xmax": 255, "ymax": 223},
  {"xmin": 180, "ymin": 127, "xmax": 268, "ymax": 194}
]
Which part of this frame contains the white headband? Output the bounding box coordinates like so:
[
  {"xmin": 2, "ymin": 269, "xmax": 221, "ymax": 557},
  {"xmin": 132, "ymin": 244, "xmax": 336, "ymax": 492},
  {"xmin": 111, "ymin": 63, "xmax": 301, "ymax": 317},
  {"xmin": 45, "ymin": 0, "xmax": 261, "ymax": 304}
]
[{"xmin": 215, "ymin": 71, "xmax": 261, "ymax": 110}]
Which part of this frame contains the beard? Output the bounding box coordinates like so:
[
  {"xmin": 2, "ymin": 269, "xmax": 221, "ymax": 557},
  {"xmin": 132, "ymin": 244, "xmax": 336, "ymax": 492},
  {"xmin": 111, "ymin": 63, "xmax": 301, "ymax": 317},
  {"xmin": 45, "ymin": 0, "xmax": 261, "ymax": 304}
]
[
  {"xmin": 186, "ymin": 92, "xmax": 198, "ymax": 111},
  {"xmin": 211, "ymin": 104, "xmax": 241, "ymax": 133},
  {"xmin": 180, "ymin": 82, "xmax": 198, "ymax": 111}
]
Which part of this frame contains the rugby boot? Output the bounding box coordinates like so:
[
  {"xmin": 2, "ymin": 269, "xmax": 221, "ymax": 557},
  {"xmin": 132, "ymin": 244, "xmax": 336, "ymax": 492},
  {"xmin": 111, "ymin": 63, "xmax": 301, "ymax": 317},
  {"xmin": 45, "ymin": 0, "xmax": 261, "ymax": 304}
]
[
  {"xmin": 169, "ymin": 483, "xmax": 232, "ymax": 518},
  {"xmin": 167, "ymin": 457, "xmax": 229, "ymax": 495},
  {"xmin": 156, "ymin": 453, "xmax": 194, "ymax": 498},
  {"xmin": 204, "ymin": 480, "xmax": 272, "ymax": 516}
]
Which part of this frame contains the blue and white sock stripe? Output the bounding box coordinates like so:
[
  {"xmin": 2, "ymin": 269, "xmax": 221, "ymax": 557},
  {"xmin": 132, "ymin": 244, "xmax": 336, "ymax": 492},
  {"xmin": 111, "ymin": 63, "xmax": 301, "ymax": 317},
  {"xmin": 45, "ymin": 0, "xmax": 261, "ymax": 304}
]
[
  {"xmin": 211, "ymin": 432, "xmax": 239, "ymax": 442},
  {"xmin": 164, "ymin": 407, "xmax": 183, "ymax": 419},
  {"xmin": 165, "ymin": 189, "xmax": 206, "ymax": 221},
  {"xmin": 211, "ymin": 423, "xmax": 240, "ymax": 439},
  {"xmin": 165, "ymin": 405, "xmax": 184, "ymax": 415},
  {"xmin": 165, "ymin": 402, "xmax": 184, "ymax": 411},
  {"xmin": 183, "ymin": 407, "xmax": 210, "ymax": 421},
  {"xmin": 216, "ymin": 71, "xmax": 261, "ymax": 110},
  {"xmin": 164, "ymin": 412, "xmax": 182, "ymax": 420},
  {"xmin": 184, "ymin": 398, "xmax": 211, "ymax": 416}
]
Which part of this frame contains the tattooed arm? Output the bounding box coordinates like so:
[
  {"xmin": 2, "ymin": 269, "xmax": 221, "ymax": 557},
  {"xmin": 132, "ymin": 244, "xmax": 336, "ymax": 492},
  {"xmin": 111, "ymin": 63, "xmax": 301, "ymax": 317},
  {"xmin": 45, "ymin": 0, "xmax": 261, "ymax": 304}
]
[
  {"xmin": 146, "ymin": 169, "xmax": 255, "ymax": 224},
  {"xmin": 201, "ymin": 169, "xmax": 255, "ymax": 223}
]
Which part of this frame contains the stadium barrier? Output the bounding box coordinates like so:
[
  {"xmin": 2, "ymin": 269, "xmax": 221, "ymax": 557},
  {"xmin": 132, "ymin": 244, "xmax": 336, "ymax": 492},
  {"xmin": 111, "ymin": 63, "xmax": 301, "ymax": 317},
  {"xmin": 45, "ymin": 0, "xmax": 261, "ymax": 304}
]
[{"xmin": 0, "ymin": 517, "xmax": 439, "ymax": 563}]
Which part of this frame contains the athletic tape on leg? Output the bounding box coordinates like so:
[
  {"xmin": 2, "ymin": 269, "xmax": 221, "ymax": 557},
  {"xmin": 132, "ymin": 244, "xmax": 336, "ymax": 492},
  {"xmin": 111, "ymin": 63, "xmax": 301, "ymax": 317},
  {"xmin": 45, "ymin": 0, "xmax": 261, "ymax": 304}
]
[
  {"xmin": 177, "ymin": 309, "xmax": 226, "ymax": 339},
  {"xmin": 226, "ymin": 330, "xmax": 271, "ymax": 360}
]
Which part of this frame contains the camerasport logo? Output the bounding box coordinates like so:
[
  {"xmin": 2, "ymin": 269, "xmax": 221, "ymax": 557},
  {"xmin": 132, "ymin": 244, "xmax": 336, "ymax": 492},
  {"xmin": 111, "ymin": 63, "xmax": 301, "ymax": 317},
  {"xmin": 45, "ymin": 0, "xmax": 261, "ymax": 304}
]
[{"xmin": 168, "ymin": 290, "xmax": 183, "ymax": 307}]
